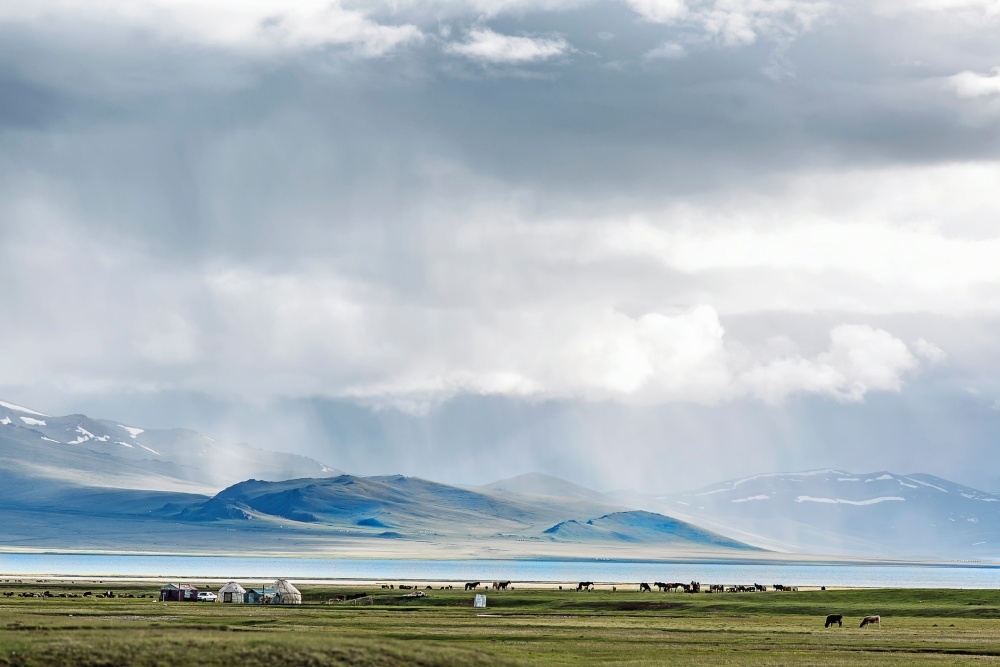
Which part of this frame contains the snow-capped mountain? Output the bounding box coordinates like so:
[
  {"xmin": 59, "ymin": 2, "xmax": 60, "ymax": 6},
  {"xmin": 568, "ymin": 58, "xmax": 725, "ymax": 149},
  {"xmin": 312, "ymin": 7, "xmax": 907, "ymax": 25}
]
[
  {"xmin": 630, "ymin": 469, "xmax": 1000, "ymax": 559},
  {"xmin": 0, "ymin": 399, "xmax": 340, "ymax": 494}
]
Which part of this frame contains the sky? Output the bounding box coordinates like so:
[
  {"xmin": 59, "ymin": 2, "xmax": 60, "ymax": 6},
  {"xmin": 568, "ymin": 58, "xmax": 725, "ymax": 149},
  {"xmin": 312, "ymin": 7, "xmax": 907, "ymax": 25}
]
[{"xmin": 2, "ymin": 0, "xmax": 1000, "ymax": 493}]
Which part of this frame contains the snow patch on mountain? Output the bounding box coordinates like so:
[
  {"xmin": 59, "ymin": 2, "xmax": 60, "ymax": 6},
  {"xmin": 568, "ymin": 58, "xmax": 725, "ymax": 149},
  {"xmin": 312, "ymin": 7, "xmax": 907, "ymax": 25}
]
[
  {"xmin": 907, "ymin": 477, "xmax": 947, "ymax": 492},
  {"xmin": 67, "ymin": 426, "xmax": 96, "ymax": 445},
  {"xmin": 0, "ymin": 400, "xmax": 48, "ymax": 416},
  {"xmin": 119, "ymin": 425, "xmax": 144, "ymax": 439},
  {"xmin": 732, "ymin": 495, "xmax": 769, "ymax": 503},
  {"xmin": 19, "ymin": 416, "xmax": 46, "ymax": 426},
  {"xmin": 866, "ymin": 474, "xmax": 894, "ymax": 482},
  {"xmin": 795, "ymin": 495, "xmax": 905, "ymax": 505},
  {"xmin": 730, "ymin": 469, "xmax": 838, "ymax": 489},
  {"xmin": 0, "ymin": 417, "xmax": 11, "ymax": 425}
]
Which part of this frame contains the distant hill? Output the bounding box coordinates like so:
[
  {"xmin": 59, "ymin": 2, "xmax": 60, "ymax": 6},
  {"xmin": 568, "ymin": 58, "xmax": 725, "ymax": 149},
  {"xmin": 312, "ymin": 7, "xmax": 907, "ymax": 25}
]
[
  {"xmin": 542, "ymin": 511, "xmax": 758, "ymax": 550},
  {"xmin": 174, "ymin": 475, "xmax": 755, "ymax": 549},
  {"xmin": 484, "ymin": 473, "xmax": 611, "ymax": 503},
  {"xmin": 631, "ymin": 469, "xmax": 1000, "ymax": 559},
  {"xmin": 0, "ymin": 399, "xmax": 340, "ymax": 494}
]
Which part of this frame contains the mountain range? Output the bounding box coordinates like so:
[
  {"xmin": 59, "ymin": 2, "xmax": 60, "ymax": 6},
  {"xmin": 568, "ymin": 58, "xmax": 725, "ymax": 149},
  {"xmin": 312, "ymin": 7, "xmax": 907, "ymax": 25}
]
[
  {"xmin": 3, "ymin": 399, "xmax": 1000, "ymax": 560},
  {"xmin": 0, "ymin": 400, "xmax": 749, "ymax": 558},
  {"xmin": 624, "ymin": 469, "xmax": 1000, "ymax": 559}
]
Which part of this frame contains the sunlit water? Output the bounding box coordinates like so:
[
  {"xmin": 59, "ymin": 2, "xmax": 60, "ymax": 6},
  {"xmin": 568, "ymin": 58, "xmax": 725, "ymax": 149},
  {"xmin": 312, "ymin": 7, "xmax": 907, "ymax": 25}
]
[{"xmin": 2, "ymin": 554, "xmax": 1000, "ymax": 587}]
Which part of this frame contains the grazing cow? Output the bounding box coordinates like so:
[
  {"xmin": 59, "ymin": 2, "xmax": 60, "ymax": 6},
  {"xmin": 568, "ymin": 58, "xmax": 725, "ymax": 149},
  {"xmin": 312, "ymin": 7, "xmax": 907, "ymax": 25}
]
[
  {"xmin": 860, "ymin": 615, "xmax": 881, "ymax": 629},
  {"xmin": 465, "ymin": 582, "xmax": 481, "ymax": 591},
  {"xmin": 639, "ymin": 583, "xmax": 651, "ymax": 592},
  {"xmin": 577, "ymin": 582, "xmax": 594, "ymax": 591},
  {"xmin": 825, "ymin": 614, "xmax": 843, "ymax": 628}
]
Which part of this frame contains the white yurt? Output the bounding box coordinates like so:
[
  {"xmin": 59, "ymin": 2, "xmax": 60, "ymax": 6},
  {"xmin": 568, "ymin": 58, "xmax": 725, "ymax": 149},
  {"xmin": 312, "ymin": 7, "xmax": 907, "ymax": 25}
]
[
  {"xmin": 218, "ymin": 581, "xmax": 246, "ymax": 604},
  {"xmin": 273, "ymin": 579, "xmax": 302, "ymax": 605}
]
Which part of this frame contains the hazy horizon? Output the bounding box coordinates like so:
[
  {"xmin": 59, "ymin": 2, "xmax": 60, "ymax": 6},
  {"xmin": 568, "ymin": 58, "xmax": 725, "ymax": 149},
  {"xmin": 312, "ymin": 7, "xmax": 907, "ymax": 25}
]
[{"xmin": 3, "ymin": 0, "xmax": 1000, "ymax": 495}]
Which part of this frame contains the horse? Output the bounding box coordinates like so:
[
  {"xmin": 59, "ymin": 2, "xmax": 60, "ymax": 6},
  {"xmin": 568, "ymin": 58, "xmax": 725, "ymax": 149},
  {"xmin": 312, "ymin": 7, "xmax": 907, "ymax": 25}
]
[
  {"xmin": 497, "ymin": 581, "xmax": 511, "ymax": 590},
  {"xmin": 464, "ymin": 582, "xmax": 481, "ymax": 591},
  {"xmin": 860, "ymin": 615, "xmax": 881, "ymax": 628},
  {"xmin": 654, "ymin": 582, "xmax": 669, "ymax": 592},
  {"xmin": 577, "ymin": 581, "xmax": 594, "ymax": 591},
  {"xmin": 824, "ymin": 614, "xmax": 843, "ymax": 628},
  {"xmin": 639, "ymin": 582, "xmax": 651, "ymax": 592}
]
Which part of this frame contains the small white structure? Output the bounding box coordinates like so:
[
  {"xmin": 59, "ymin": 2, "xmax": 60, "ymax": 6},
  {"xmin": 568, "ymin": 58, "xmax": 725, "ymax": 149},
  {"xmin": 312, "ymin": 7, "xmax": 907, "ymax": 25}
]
[
  {"xmin": 218, "ymin": 581, "xmax": 246, "ymax": 604},
  {"xmin": 274, "ymin": 579, "xmax": 302, "ymax": 605},
  {"xmin": 474, "ymin": 594, "xmax": 487, "ymax": 608}
]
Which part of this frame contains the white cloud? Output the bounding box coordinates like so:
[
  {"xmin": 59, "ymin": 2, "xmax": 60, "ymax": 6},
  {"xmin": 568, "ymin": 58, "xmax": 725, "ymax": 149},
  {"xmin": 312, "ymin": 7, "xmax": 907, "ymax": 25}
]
[
  {"xmin": 624, "ymin": 0, "xmax": 829, "ymax": 46},
  {"xmin": 949, "ymin": 67, "xmax": 1000, "ymax": 98},
  {"xmin": 645, "ymin": 41, "xmax": 688, "ymax": 59},
  {"xmin": 624, "ymin": 0, "xmax": 690, "ymax": 22},
  {"xmin": 877, "ymin": 0, "xmax": 1000, "ymax": 17},
  {"xmin": 739, "ymin": 325, "xmax": 919, "ymax": 403},
  {"xmin": 445, "ymin": 28, "xmax": 572, "ymax": 63},
  {"xmin": 912, "ymin": 338, "xmax": 947, "ymax": 364},
  {"xmin": 0, "ymin": 0, "xmax": 423, "ymax": 56}
]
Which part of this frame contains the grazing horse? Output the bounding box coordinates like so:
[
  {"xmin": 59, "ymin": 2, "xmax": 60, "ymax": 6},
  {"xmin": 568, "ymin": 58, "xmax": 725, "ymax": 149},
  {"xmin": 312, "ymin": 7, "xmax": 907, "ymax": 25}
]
[
  {"xmin": 860, "ymin": 615, "xmax": 881, "ymax": 628},
  {"xmin": 577, "ymin": 581, "xmax": 595, "ymax": 591},
  {"xmin": 464, "ymin": 582, "xmax": 481, "ymax": 591},
  {"xmin": 824, "ymin": 614, "xmax": 843, "ymax": 628},
  {"xmin": 639, "ymin": 582, "xmax": 651, "ymax": 592},
  {"xmin": 654, "ymin": 582, "xmax": 669, "ymax": 592},
  {"xmin": 494, "ymin": 581, "xmax": 510, "ymax": 591}
]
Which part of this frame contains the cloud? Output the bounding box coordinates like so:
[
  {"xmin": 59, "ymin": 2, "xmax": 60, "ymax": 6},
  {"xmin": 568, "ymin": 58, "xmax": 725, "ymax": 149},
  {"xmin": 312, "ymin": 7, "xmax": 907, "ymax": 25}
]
[
  {"xmin": 444, "ymin": 28, "xmax": 572, "ymax": 63},
  {"xmin": 0, "ymin": 0, "xmax": 423, "ymax": 56},
  {"xmin": 624, "ymin": 0, "xmax": 830, "ymax": 46},
  {"xmin": 877, "ymin": 0, "xmax": 1000, "ymax": 17},
  {"xmin": 740, "ymin": 325, "xmax": 919, "ymax": 404},
  {"xmin": 912, "ymin": 339, "xmax": 947, "ymax": 364},
  {"xmin": 949, "ymin": 67, "xmax": 1000, "ymax": 97},
  {"xmin": 645, "ymin": 41, "xmax": 688, "ymax": 59}
]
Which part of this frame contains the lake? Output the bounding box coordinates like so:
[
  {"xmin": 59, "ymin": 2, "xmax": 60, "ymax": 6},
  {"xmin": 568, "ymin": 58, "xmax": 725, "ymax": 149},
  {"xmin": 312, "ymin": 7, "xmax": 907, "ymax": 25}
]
[{"xmin": 2, "ymin": 553, "xmax": 1000, "ymax": 588}]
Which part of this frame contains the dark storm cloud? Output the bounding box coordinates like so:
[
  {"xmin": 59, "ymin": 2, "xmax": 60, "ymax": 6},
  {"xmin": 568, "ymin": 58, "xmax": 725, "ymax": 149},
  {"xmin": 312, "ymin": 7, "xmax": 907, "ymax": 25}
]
[{"xmin": 2, "ymin": 0, "xmax": 1000, "ymax": 489}]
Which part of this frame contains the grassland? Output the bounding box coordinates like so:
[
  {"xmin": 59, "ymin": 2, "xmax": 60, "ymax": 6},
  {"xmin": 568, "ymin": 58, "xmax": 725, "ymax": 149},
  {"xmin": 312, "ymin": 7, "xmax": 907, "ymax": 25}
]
[{"xmin": 3, "ymin": 581, "xmax": 1000, "ymax": 665}]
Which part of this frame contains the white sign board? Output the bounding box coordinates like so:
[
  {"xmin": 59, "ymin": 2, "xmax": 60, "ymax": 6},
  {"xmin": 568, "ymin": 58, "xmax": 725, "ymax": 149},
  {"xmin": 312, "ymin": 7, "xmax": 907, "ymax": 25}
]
[{"xmin": 474, "ymin": 594, "xmax": 487, "ymax": 608}]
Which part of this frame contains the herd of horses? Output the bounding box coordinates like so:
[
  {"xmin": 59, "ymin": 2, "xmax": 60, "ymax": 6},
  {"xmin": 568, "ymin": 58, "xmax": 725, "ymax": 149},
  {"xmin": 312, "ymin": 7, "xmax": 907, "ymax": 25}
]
[
  {"xmin": 463, "ymin": 581, "xmax": 511, "ymax": 591},
  {"xmin": 460, "ymin": 580, "xmax": 881, "ymax": 627},
  {"xmin": 461, "ymin": 580, "xmax": 803, "ymax": 594}
]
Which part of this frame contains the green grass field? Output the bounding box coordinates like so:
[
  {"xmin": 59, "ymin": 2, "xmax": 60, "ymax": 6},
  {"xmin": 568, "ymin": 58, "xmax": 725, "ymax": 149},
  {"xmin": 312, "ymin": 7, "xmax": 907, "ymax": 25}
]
[{"xmin": 3, "ymin": 581, "xmax": 1000, "ymax": 665}]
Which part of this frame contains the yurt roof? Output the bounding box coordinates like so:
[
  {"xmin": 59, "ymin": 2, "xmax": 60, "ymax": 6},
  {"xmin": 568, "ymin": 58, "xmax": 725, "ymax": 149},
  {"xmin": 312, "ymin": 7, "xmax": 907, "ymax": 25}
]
[
  {"xmin": 274, "ymin": 579, "xmax": 300, "ymax": 595},
  {"xmin": 219, "ymin": 582, "xmax": 246, "ymax": 593}
]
